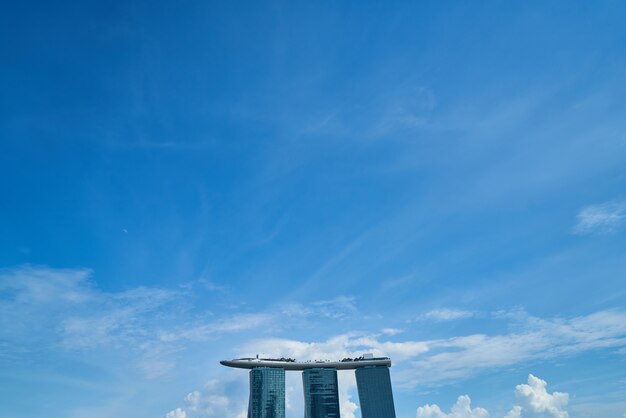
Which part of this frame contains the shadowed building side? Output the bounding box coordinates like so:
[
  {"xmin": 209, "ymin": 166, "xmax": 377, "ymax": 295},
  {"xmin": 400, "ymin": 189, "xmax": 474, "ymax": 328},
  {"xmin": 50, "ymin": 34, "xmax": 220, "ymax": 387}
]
[
  {"xmin": 355, "ymin": 366, "xmax": 396, "ymax": 418},
  {"xmin": 302, "ymin": 368, "xmax": 340, "ymax": 418},
  {"xmin": 248, "ymin": 367, "xmax": 285, "ymax": 418}
]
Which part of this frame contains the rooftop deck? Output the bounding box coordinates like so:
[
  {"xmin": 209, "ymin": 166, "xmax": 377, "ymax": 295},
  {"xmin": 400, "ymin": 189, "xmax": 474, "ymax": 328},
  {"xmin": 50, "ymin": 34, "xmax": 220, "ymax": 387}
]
[{"xmin": 220, "ymin": 357, "xmax": 392, "ymax": 370}]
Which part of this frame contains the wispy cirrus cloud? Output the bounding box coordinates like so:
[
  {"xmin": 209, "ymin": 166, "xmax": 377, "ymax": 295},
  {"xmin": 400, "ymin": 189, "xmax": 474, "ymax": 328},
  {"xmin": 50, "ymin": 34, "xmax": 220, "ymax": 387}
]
[
  {"xmin": 293, "ymin": 85, "xmax": 436, "ymax": 140},
  {"xmin": 573, "ymin": 199, "xmax": 626, "ymax": 235},
  {"xmin": 4, "ymin": 266, "xmax": 626, "ymax": 418},
  {"xmin": 0, "ymin": 266, "xmax": 272, "ymax": 378},
  {"xmin": 234, "ymin": 309, "xmax": 626, "ymax": 388},
  {"xmin": 280, "ymin": 296, "xmax": 357, "ymax": 319},
  {"xmin": 411, "ymin": 309, "xmax": 476, "ymax": 322},
  {"xmin": 0, "ymin": 265, "xmax": 359, "ymax": 379},
  {"xmin": 381, "ymin": 328, "xmax": 403, "ymax": 336},
  {"xmin": 189, "ymin": 322, "xmax": 605, "ymax": 418},
  {"xmin": 403, "ymin": 310, "xmax": 626, "ymax": 387}
]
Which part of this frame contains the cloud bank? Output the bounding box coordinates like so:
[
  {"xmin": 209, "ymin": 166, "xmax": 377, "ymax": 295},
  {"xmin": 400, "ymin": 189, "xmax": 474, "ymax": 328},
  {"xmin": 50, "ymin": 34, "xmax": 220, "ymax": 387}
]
[
  {"xmin": 172, "ymin": 374, "xmax": 571, "ymax": 418},
  {"xmin": 417, "ymin": 375, "xmax": 568, "ymax": 418},
  {"xmin": 165, "ymin": 378, "xmax": 249, "ymax": 418},
  {"xmin": 417, "ymin": 395, "xmax": 489, "ymax": 418},
  {"xmin": 5, "ymin": 266, "xmax": 626, "ymax": 389},
  {"xmin": 0, "ymin": 266, "xmax": 355, "ymax": 378},
  {"xmin": 235, "ymin": 309, "xmax": 626, "ymax": 387},
  {"xmin": 1, "ymin": 266, "xmax": 625, "ymax": 418}
]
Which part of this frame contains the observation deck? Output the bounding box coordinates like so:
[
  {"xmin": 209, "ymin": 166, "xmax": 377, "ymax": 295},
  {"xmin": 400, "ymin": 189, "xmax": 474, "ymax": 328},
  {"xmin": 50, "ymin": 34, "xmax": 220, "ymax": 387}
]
[{"xmin": 220, "ymin": 356, "xmax": 391, "ymax": 370}]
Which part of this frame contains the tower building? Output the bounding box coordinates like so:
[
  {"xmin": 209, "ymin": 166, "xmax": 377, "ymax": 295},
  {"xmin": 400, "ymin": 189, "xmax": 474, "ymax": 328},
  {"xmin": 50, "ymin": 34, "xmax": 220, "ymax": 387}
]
[
  {"xmin": 302, "ymin": 368, "xmax": 340, "ymax": 418},
  {"xmin": 221, "ymin": 355, "xmax": 396, "ymax": 418},
  {"xmin": 248, "ymin": 367, "xmax": 285, "ymax": 418},
  {"xmin": 355, "ymin": 366, "xmax": 396, "ymax": 418}
]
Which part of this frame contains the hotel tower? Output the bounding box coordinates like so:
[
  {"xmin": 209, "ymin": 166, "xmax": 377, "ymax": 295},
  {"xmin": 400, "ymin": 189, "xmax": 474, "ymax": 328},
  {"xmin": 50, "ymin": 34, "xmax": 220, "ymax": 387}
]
[{"xmin": 221, "ymin": 354, "xmax": 396, "ymax": 418}]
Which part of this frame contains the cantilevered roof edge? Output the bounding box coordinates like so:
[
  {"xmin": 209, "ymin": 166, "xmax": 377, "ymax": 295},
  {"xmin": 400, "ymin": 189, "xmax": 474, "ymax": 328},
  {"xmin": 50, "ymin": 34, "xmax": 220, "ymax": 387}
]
[{"xmin": 220, "ymin": 359, "xmax": 392, "ymax": 370}]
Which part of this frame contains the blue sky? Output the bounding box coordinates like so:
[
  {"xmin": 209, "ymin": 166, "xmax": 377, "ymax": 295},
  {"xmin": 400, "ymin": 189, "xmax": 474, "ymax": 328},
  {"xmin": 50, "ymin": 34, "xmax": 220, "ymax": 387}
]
[{"xmin": 1, "ymin": 1, "xmax": 626, "ymax": 417}]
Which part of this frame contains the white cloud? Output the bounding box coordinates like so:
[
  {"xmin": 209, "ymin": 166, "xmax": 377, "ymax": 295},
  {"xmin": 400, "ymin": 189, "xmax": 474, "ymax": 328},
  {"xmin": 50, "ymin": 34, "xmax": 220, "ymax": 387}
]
[
  {"xmin": 170, "ymin": 371, "xmax": 359, "ymax": 418},
  {"xmin": 0, "ymin": 266, "xmax": 273, "ymax": 378},
  {"xmin": 418, "ymin": 375, "xmax": 568, "ymax": 418},
  {"xmin": 233, "ymin": 308, "xmax": 626, "ymax": 388},
  {"xmin": 338, "ymin": 370, "xmax": 359, "ymax": 418},
  {"xmin": 160, "ymin": 304, "xmax": 625, "ymax": 418},
  {"xmin": 165, "ymin": 408, "xmax": 186, "ymax": 418},
  {"xmin": 504, "ymin": 406, "xmax": 522, "ymax": 418},
  {"xmin": 166, "ymin": 378, "xmax": 248, "ymax": 418},
  {"xmin": 0, "ymin": 267, "xmax": 361, "ymax": 382},
  {"xmin": 414, "ymin": 309, "xmax": 475, "ymax": 322},
  {"xmin": 381, "ymin": 328, "xmax": 403, "ymax": 336},
  {"xmin": 4, "ymin": 265, "xmax": 626, "ymax": 418},
  {"xmin": 349, "ymin": 336, "xmax": 430, "ymax": 361},
  {"xmin": 402, "ymin": 309, "xmax": 626, "ymax": 386},
  {"xmin": 508, "ymin": 374, "xmax": 569, "ymax": 418},
  {"xmin": 341, "ymin": 395, "xmax": 359, "ymax": 418},
  {"xmin": 280, "ymin": 296, "xmax": 357, "ymax": 319},
  {"xmin": 239, "ymin": 334, "xmax": 353, "ymax": 360},
  {"xmin": 169, "ymin": 313, "xmax": 274, "ymax": 342},
  {"xmin": 239, "ymin": 333, "xmax": 429, "ymax": 364},
  {"xmin": 573, "ymin": 200, "xmax": 626, "ymax": 235},
  {"xmin": 185, "ymin": 386, "xmax": 229, "ymax": 416},
  {"xmin": 0, "ymin": 265, "xmax": 93, "ymax": 304},
  {"xmin": 170, "ymin": 371, "xmax": 358, "ymax": 418},
  {"xmin": 417, "ymin": 395, "xmax": 489, "ymax": 418}
]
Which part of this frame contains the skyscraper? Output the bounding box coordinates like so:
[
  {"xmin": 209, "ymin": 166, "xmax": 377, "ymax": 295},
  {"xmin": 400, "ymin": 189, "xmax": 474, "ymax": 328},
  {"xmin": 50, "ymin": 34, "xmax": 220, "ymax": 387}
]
[
  {"xmin": 302, "ymin": 368, "xmax": 340, "ymax": 418},
  {"xmin": 355, "ymin": 366, "xmax": 396, "ymax": 418},
  {"xmin": 221, "ymin": 356, "xmax": 397, "ymax": 418},
  {"xmin": 248, "ymin": 367, "xmax": 285, "ymax": 418}
]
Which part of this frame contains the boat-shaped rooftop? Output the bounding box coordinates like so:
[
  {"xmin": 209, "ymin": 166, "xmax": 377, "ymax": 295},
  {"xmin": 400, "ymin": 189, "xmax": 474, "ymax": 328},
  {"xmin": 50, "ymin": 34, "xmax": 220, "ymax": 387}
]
[{"xmin": 220, "ymin": 356, "xmax": 392, "ymax": 370}]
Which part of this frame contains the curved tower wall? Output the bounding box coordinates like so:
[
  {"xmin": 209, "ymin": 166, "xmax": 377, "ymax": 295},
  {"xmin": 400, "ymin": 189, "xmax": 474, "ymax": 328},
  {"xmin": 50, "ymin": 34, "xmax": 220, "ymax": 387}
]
[
  {"xmin": 355, "ymin": 366, "xmax": 396, "ymax": 418},
  {"xmin": 302, "ymin": 368, "xmax": 340, "ymax": 418},
  {"xmin": 248, "ymin": 367, "xmax": 285, "ymax": 418}
]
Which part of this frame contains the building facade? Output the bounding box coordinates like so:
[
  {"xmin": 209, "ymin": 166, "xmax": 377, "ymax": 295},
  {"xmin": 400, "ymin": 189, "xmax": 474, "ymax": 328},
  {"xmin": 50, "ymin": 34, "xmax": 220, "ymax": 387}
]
[
  {"xmin": 222, "ymin": 356, "xmax": 396, "ymax": 418},
  {"xmin": 302, "ymin": 368, "xmax": 340, "ymax": 418},
  {"xmin": 248, "ymin": 367, "xmax": 285, "ymax": 418},
  {"xmin": 355, "ymin": 366, "xmax": 396, "ymax": 418}
]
